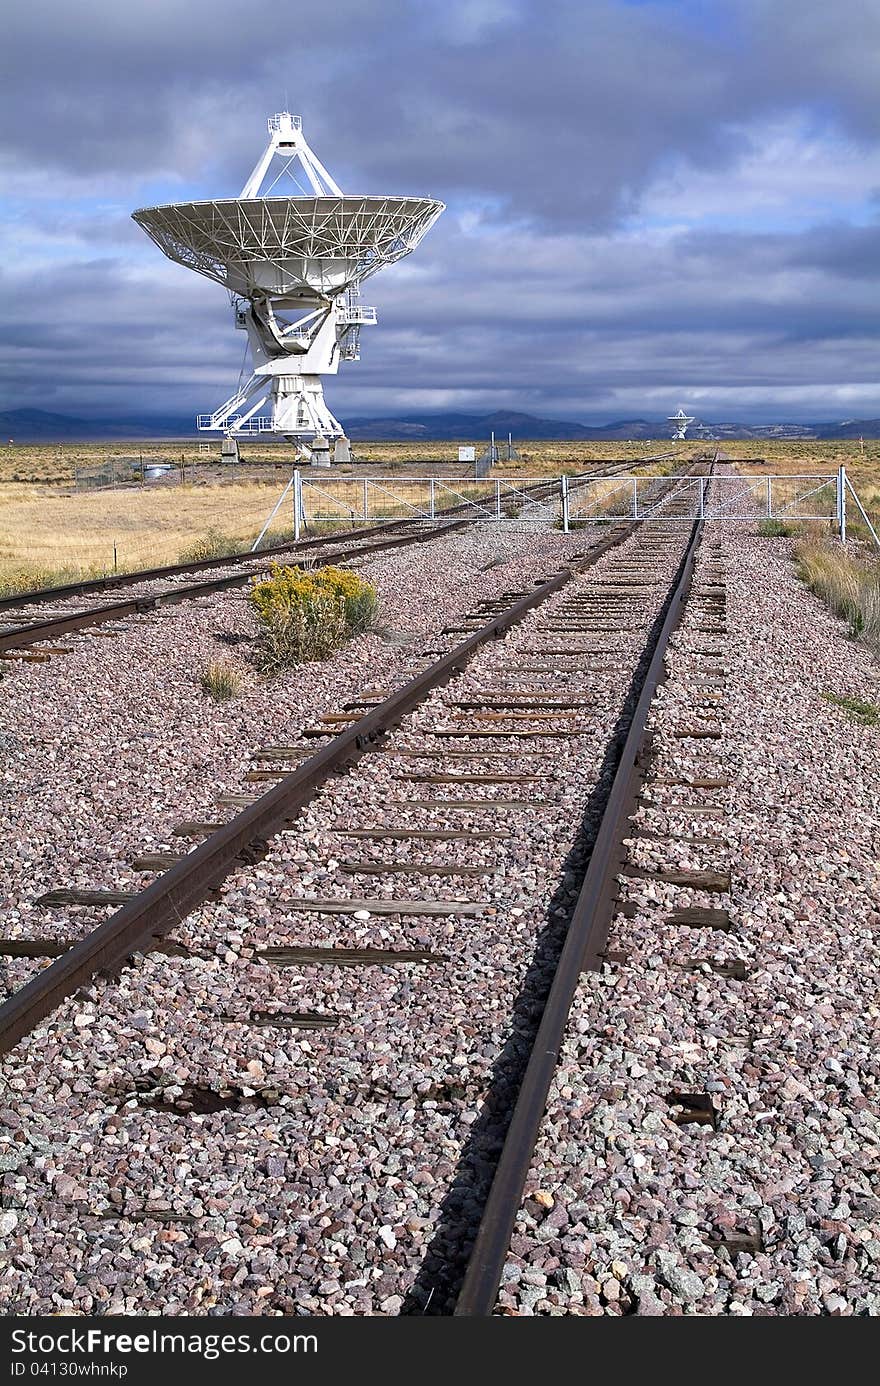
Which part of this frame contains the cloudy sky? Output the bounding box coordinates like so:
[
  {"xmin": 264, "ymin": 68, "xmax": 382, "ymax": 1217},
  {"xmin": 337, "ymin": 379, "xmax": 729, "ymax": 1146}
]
[{"xmin": 1, "ymin": 0, "xmax": 879, "ymax": 426}]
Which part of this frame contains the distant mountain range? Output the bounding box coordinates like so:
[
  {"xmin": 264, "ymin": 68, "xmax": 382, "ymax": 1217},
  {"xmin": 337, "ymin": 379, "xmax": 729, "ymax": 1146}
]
[
  {"xmin": 0, "ymin": 408, "xmax": 195, "ymax": 441},
  {"xmin": 2, "ymin": 406, "xmax": 880, "ymax": 443}
]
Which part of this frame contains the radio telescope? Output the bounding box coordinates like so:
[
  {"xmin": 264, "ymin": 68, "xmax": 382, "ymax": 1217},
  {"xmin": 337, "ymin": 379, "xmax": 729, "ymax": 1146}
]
[
  {"xmin": 668, "ymin": 408, "xmax": 696, "ymax": 440},
  {"xmin": 132, "ymin": 113, "xmax": 444, "ymax": 453}
]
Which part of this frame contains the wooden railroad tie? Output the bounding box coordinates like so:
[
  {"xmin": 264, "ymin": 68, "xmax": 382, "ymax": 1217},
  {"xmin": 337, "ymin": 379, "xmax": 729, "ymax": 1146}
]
[
  {"xmin": 436, "ymin": 710, "xmax": 584, "ymax": 722},
  {"xmin": 258, "ymin": 946, "xmax": 446, "ymax": 967},
  {"xmin": 340, "ymin": 828, "xmax": 508, "ymax": 841},
  {"xmin": 665, "ymin": 1092, "xmax": 718, "ymax": 1129},
  {"xmin": 220, "ymin": 1010, "xmax": 340, "ymax": 1030},
  {"xmin": 131, "ymin": 853, "xmax": 185, "ymax": 872},
  {"xmin": 36, "ymin": 888, "xmax": 136, "ymax": 907},
  {"xmin": 0, "ymin": 935, "xmax": 195, "ymax": 959},
  {"xmin": 653, "ymin": 777, "xmax": 730, "ymax": 789},
  {"xmin": 283, "ymin": 898, "xmax": 483, "ymax": 916},
  {"xmin": 448, "ymin": 700, "xmax": 593, "ymax": 710},
  {"xmin": 394, "ymin": 773, "xmax": 549, "ymax": 784},
  {"xmin": 539, "ymin": 625, "xmax": 642, "ymax": 634},
  {"xmin": 428, "ymin": 728, "xmax": 576, "ymax": 738},
  {"xmin": 391, "ymin": 797, "xmax": 554, "ymax": 809},
  {"xmin": 626, "ymin": 867, "xmax": 731, "ymax": 892},
  {"xmin": 251, "ymin": 746, "xmax": 315, "ymax": 760},
  {"xmin": 671, "ymin": 957, "xmax": 748, "ymax": 980},
  {"xmin": 666, "ymin": 906, "xmax": 732, "ymax": 930},
  {"xmin": 384, "ymin": 750, "xmax": 559, "ymax": 761},
  {"xmin": 339, "ymin": 861, "xmax": 499, "ymax": 877}
]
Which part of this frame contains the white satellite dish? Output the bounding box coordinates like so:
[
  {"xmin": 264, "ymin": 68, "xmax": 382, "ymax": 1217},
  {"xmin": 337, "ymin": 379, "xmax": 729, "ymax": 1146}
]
[
  {"xmin": 133, "ymin": 113, "xmax": 444, "ymax": 447},
  {"xmin": 667, "ymin": 408, "xmax": 696, "ymax": 440}
]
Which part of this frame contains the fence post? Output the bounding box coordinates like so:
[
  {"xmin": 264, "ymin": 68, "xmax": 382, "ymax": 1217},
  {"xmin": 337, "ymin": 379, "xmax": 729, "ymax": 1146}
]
[
  {"xmin": 362, "ymin": 478, "xmax": 368, "ymax": 524},
  {"xmin": 767, "ymin": 475, "xmax": 772, "ymax": 519},
  {"xmin": 699, "ymin": 476, "xmax": 705, "ymax": 519},
  {"xmin": 430, "ymin": 479, "xmax": 435, "ymax": 520},
  {"xmin": 632, "ymin": 476, "xmax": 638, "ymax": 519},
  {"xmin": 293, "ymin": 469, "xmax": 302, "ymax": 542},
  {"xmin": 495, "ymin": 478, "xmax": 502, "ymax": 521},
  {"xmin": 561, "ymin": 475, "xmax": 569, "ymax": 534},
  {"xmin": 839, "ymin": 464, "xmax": 847, "ymax": 543}
]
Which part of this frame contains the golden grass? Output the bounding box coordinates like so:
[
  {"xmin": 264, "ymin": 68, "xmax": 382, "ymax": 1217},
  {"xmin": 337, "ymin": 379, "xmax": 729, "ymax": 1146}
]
[
  {"xmin": 2, "ymin": 434, "xmax": 877, "ymax": 592},
  {"xmin": 794, "ymin": 537, "xmax": 880, "ymax": 651},
  {"xmin": 729, "ymin": 445, "xmax": 880, "ymax": 536},
  {"xmin": 200, "ymin": 658, "xmax": 244, "ymax": 702},
  {"xmin": 0, "ymin": 481, "xmax": 296, "ymax": 590}
]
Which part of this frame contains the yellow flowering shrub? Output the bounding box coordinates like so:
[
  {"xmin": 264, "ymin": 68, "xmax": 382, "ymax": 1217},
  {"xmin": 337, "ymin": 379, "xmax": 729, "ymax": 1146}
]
[{"xmin": 248, "ymin": 563, "xmax": 378, "ymax": 671}]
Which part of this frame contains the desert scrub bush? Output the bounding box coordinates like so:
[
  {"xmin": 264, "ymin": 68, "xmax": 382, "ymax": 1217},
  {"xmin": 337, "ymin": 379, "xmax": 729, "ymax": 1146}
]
[
  {"xmin": 248, "ymin": 563, "xmax": 378, "ymax": 672},
  {"xmin": 178, "ymin": 527, "xmax": 250, "ymax": 563},
  {"xmin": 757, "ymin": 518, "xmax": 796, "ymax": 537},
  {"xmin": 200, "ymin": 658, "xmax": 243, "ymax": 701},
  {"xmin": 794, "ymin": 539, "xmax": 880, "ymax": 649}
]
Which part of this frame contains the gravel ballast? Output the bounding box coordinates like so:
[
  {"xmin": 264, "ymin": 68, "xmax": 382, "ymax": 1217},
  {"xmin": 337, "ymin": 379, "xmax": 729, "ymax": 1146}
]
[
  {"xmin": 498, "ymin": 521, "xmax": 880, "ymax": 1316},
  {"xmin": 3, "ymin": 507, "xmax": 877, "ymax": 1317},
  {"xmin": 0, "ymin": 516, "xmax": 688, "ymax": 1315},
  {"xmin": 0, "ymin": 523, "xmax": 593, "ymax": 950}
]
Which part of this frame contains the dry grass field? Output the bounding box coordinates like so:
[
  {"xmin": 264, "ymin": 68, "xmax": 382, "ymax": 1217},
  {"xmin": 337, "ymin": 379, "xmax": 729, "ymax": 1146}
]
[
  {"xmin": 0, "ymin": 481, "xmax": 298, "ymax": 592},
  {"xmin": 0, "ymin": 436, "xmax": 877, "ymax": 594},
  {"xmin": 0, "ymin": 437, "xmax": 677, "ymax": 486}
]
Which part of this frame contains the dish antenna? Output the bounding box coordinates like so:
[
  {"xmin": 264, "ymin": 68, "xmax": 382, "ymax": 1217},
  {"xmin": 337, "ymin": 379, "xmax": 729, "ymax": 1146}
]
[
  {"xmin": 133, "ymin": 113, "xmax": 444, "ymax": 456},
  {"xmin": 668, "ymin": 408, "xmax": 696, "ymax": 440}
]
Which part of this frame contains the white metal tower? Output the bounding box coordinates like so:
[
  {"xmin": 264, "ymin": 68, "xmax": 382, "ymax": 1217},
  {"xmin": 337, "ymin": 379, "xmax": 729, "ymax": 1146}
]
[{"xmin": 133, "ymin": 114, "xmax": 444, "ymax": 453}]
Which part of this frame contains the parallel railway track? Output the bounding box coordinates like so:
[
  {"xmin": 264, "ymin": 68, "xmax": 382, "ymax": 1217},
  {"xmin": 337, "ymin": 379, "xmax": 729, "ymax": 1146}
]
[
  {"xmin": 0, "ymin": 520, "xmax": 469, "ymax": 657},
  {"xmin": 0, "ymin": 465, "xmax": 726, "ymax": 1315},
  {"xmin": 0, "ymin": 464, "xmax": 656, "ymax": 657}
]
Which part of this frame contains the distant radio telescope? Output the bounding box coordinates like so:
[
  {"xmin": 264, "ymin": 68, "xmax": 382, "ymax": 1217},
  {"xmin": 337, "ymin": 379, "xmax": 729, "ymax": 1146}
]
[
  {"xmin": 132, "ymin": 113, "xmax": 444, "ymax": 453},
  {"xmin": 668, "ymin": 408, "xmax": 696, "ymax": 440}
]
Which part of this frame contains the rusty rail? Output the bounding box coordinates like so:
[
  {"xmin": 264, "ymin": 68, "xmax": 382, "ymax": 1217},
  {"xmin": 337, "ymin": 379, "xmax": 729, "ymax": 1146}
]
[
  {"xmin": 454, "ymin": 515, "xmax": 704, "ymax": 1315},
  {"xmin": 0, "ymin": 524, "xmax": 635, "ymax": 1055},
  {"xmin": 0, "ymin": 521, "xmax": 469, "ymax": 654}
]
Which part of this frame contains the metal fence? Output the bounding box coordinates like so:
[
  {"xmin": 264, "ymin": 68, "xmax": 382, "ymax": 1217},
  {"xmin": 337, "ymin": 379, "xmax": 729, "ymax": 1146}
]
[
  {"xmin": 247, "ymin": 467, "xmax": 879, "ymax": 550},
  {"xmin": 294, "ymin": 474, "xmax": 559, "ymax": 529},
  {"xmin": 562, "ymin": 467, "xmax": 879, "ymax": 547},
  {"xmin": 73, "ymin": 455, "xmax": 208, "ymax": 490}
]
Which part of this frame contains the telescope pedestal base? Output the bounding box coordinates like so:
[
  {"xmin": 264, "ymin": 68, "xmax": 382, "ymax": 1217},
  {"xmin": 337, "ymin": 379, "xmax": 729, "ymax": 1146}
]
[{"xmin": 269, "ymin": 373, "xmax": 344, "ymax": 440}]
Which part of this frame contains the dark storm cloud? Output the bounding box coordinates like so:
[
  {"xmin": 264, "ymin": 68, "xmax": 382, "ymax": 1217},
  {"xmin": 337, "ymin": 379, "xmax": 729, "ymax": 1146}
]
[
  {"xmin": 1, "ymin": 0, "xmax": 879, "ymax": 423},
  {"xmin": 3, "ymin": 0, "xmax": 876, "ymax": 226},
  {"xmin": 2, "ymin": 211, "xmax": 877, "ymax": 422}
]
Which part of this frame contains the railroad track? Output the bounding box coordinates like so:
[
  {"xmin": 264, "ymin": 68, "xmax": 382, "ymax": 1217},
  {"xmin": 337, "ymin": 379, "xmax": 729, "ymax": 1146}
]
[
  {"xmin": 0, "ymin": 465, "xmax": 720, "ymax": 1315},
  {"xmin": 0, "ymin": 463, "xmax": 657, "ymax": 658},
  {"xmin": 0, "ymin": 521, "xmax": 471, "ymax": 659}
]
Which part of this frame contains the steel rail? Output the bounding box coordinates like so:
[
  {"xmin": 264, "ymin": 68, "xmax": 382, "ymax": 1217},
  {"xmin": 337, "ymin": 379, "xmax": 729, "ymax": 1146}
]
[
  {"xmin": 0, "ymin": 465, "xmax": 642, "ymax": 616},
  {"xmin": 0, "ymin": 521, "xmax": 469, "ymax": 654},
  {"xmin": 0, "ymin": 523, "xmax": 636, "ymax": 1056},
  {"xmin": 454, "ymin": 514, "xmax": 704, "ymax": 1316},
  {"xmin": 0, "ymin": 518, "xmax": 419, "ymax": 613},
  {"xmin": 0, "ymin": 466, "xmax": 677, "ymax": 654},
  {"xmin": 0, "ymin": 476, "xmax": 567, "ymax": 615}
]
